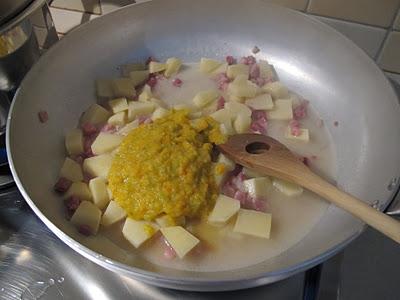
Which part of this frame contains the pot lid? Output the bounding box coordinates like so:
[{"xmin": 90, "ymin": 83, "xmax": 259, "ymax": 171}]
[{"xmin": 0, "ymin": 0, "xmax": 34, "ymax": 26}]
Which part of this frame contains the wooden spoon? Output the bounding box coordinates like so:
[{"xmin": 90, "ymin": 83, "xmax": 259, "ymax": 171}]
[{"xmin": 218, "ymin": 133, "xmax": 400, "ymax": 244}]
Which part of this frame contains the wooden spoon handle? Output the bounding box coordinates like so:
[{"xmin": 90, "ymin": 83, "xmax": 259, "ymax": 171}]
[{"xmin": 297, "ymin": 171, "xmax": 400, "ymax": 244}]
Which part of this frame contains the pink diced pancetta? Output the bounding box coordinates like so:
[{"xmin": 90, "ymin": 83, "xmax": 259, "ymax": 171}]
[
  {"xmin": 217, "ymin": 96, "xmax": 225, "ymax": 110},
  {"xmin": 249, "ymin": 63, "xmax": 260, "ymax": 80},
  {"xmin": 38, "ymin": 110, "xmax": 49, "ymax": 123},
  {"xmin": 138, "ymin": 115, "xmax": 152, "ymax": 125},
  {"xmin": 239, "ymin": 55, "xmax": 256, "ymax": 65},
  {"xmin": 221, "ymin": 181, "xmax": 237, "ymax": 198},
  {"xmin": 293, "ymin": 101, "xmax": 308, "ymax": 120},
  {"xmin": 225, "ymin": 55, "xmax": 236, "ymax": 65},
  {"xmin": 172, "ymin": 78, "xmax": 183, "ymax": 87},
  {"xmin": 214, "ymin": 72, "xmax": 230, "ymax": 91},
  {"xmin": 78, "ymin": 224, "xmax": 93, "ymax": 236},
  {"xmin": 83, "ymin": 172, "xmax": 93, "ymax": 184},
  {"xmin": 83, "ymin": 135, "xmax": 97, "ymax": 158},
  {"xmin": 146, "ymin": 75, "xmax": 158, "ymax": 88},
  {"xmin": 251, "ymin": 77, "xmax": 266, "ymax": 87},
  {"xmin": 65, "ymin": 195, "xmax": 81, "ymax": 218},
  {"xmin": 289, "ymin": 119, "xmax": 301, "ymax": 136},
  {"xmin": 100, "ymin": 123, "xmax": 117, "ymax": 133},
  {"xmin": 54, "ymin": 177, "xmax": 72, "ymax": 193},
  {"xmin": 72, "ymin": 155, "xmax": 84, "ymax": 164},
  {"xmin": 81, "ymin": 122, "xmax": 98, "ymax": 136},
  {"xmin": 250, "ymin": 110, "xmax": 268, "ymax": 134}
]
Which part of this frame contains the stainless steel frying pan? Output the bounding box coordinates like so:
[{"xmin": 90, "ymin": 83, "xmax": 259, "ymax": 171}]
[{"xmin": 6, "ymin": 0, "xmax": 400, "ymax": 291}]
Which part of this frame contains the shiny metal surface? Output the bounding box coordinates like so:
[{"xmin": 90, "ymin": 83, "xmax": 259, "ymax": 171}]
[
  {"xmin": 6, "ymin": 0, "xmax": 400, "ymax": 291},
  {"xmin": 0, "ymin": 0, "xmax": 33, "ymax": 26}
]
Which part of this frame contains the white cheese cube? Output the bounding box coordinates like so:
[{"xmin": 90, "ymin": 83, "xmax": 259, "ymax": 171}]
[
  {"xmin": 233, "ymin": 114, "xmax": 251, "ymax": 133},
  {"xmin": 272, "ymin": 178, "xmax": 303, "ymax": 197},
  {"xmin": 211, "ymin": 63, "xmax": 228, "ymax": 75},
  {"xmin": 227, "ymin": 64, "xmax": 249, "ymax": 79},
  {"xmin": 243, "ymin": 167, "xmax": 264, "ymax": 178},
  {"xmin": 127, "ymin": 101, "xmax": 156, "ymax": 121},
  {"xmin": 108, "ymin": 97, "xmax": 128, "ymax": 113},
  {"xmin": 164, "ymin": 57, "xmax": 182, "ymax": 77},
  {"xmin": 138, "ymin": 85, "xmax": 153, "ymax": 102},
  {"xmin": 80, "ymin": 104, "xmax": 111, "ymax": 126},
  {"xmin": 91, "ymin": 133, "xmax": 123, "ymax": 155},
  {"xmin": 192, "ymin": 90, "xmax": 219, "ymax": 108},
  {"xmin": 224, "ymin": 101, "xmax": 252, "ymax": 118},
  {"xmin": 151, "ymin": 107, "xmax": 169, "ymax": 121},
  {"xmin": 60, "ymin": 157, "xmax": 83, "ymax": 182},
  {"xmin": 101, "ymin": 200, "xmax": 127, "ymax": 226},
  {"xmin": 65, "ymin": 129, "xmax": 84, "ymax": 156},
  {"xmin": 71, "ymin": 201, "xmax": 102, "ymax": 234},
  {"xmin": 245, "ymin": 93, "xmax": 274, "ymax": 110},
  {"xmin": 258, "ymin": 60, "xmax": 274, "ymax": 79},
  {"xmin": 83, "ymin": 154, "xmax": 113, "ymax": 179},
  {"xmin": 122, "ymin": 218, "xmax": 158, "ymax": 248},
  {"xmin": 262, "ymin": 81, "xmax": 289, "ymax": 100},
  {"xmin": 199, "ymin": 58, "xmax": 222, "ymax": 73},
  {"xmin": 111, "ymin": 78, "xmax": 136, "ymax": 99},
  {"xmin": 107, "ymin": 111, "xmax": 127, "ymax": 126},
  {"xmin": 149, "ymin": 61, "xmax": 167, "ymax": 73},
  {"xmin": 120, "ymin": 63, "xmax": 146, "ymax": 77},
  {"xmin": 267, "ymin": 99, "xmax": 293, "ymax": 120},
  {"xmin": 227, "ymin": 81, "xmax": 258, "ymax": 98},
  {"xmin": 217, "ymin": 153, "xmax": 235, "ymax": 171},
  {"xmin": 118, "ymin": 119, "xmax": 139, "ymax": 136},
  {"xmin": 129, "ymin": 70, "xmax": 149, "ymax": 87},
  {"xmin": 285, "ymin": 127, "xmax": 310, "ymax": 142},
  {"xmin": 208, "ymin": 195, "xmax": 240, "ymax": 224},
  {"xmin": 95, "ymin": 79, "xmax": 113, "ymax": 98},
  {"xmin": 160, "ymin": 226, "xmax": 200, "ymax": 258},
  {"xmin": 233, "ymin": 209, "xmax": 272, "ymax": 238},
  {"xmin": 65, "ymin": 182, "xmax": 92, "ymax": 201},
  {"xmin": 89, "ymin": 177, "xmax": 110, "ymax": 209},
  {"xmin": 243, "ymin": 177, "xmax": 272, "ymax": 198}
]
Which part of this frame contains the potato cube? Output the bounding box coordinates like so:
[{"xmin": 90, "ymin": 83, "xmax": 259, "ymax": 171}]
[
  {"xmin": 128, "ymin": 101, "xmax": 156, "ymax": 121},
  {"xmin": 108, "ymin": 98, "xmax": 128, "ymax": 114},
  {"xmin": 229, "ymin": 94, "xmax": 246, "ymax": 103},
  {"xmin": 219, "ymin": 122, "xmax": 235, "ymax": 135},
  {"xmin": 149, "ymin": 62, "xmax": 167, "ymax": 73},
  {"xmin": 107, "ymin": 187, "xmax": 113, "ymax": 199},
  {"xmin": 80, "ymin": 104, "xmax": 111, "ymax": 126},
  {"xmin": 83, "ymin": 154, "xmax": 113, "ymax": 178},
  {"xmin": 71, "ymin": 201, "xmax": 102, "ymax": 235},
  {"xmin": 224, "ymin": 101, "xmax": 252, "ymax": 118},
  {"xmin": 243, "ymin": 177, "xmax": 272, "ymax": 198},
  {"xmin": 243, "ymin": 167, "xmax": 264, "ymax": 178},
  {"xmin": 217, "ymin": 153, "xmax": 235, "ymax": 171},
  {"xmin": 233, "ymin": 114, "xmax": 251, "ymax": 133},
  {"xmin": 151, "ymin": 107, "xmax": 169, "ymax": 121},
  {"xmin": 91, "ymin": 133, "xmax": 123, "ymax": 155},
  {"xmin": 208, "ymin": 195, "xmax": 240, "ymax": 224},
  {"xmin": 96, "ymin": 79, "xmax": 113, "ymax": 98},
  {"xmin": 122, "ymin": 218, "xmax": 158, "ymax": 248},
  {"xmin": 164, "ymin": 57, "xmax": 182, "ymax": 77},
  {"xmin": 60, "ymin": 157, "xmax": 83, "ymax": 182},
  {"xmin": 107, "ymin": 111, "xmax": 127, "ymax": 126},
  {"xmin": 199, "ymin": 58, "xmax": 222, "ymax": 73},
  {"xmin": 211, "ymin": 63, "xmax": 228, "ymax": 75},
  {"xmin": 234, "ymin": 209, "xmax": 272, "ymax": 238},
  {"xmin": 121, "ymin": 63, "xmax": 146, "ymax": 77},
  {"xmin": 129, "ymin": 70, "xmax": 150, "ymax": 87},
  {"xmin": 285, "ymin": 127, "xmax": 310, "ymax": 142},
  {"xmin": 262, "ymin": 81, "xmax": 289, "ymax": 100},
  {"xmin": 227, "ymin": 64, "xmax": 249, "ymax": 79},
  {"xmin": 65, "ymin": 129, "xmax": 84, "ymax": 156},
  {"xmin": 245, "ymin": 93, "xmax": 274, "ymax": 110},
  {"xmin": 210, "ymin": 108, "xmax": 233, "ymax": 124},
  {"xmin": 192, "ymin": 90, "xmax": 219, "ymax": 108},
  {"xmin": 232, "ymin": 74, "xmax": 249, "ymax": 85},
  {"xmin": 258, "ymin": 60, "xmax": 275, "ymax": 79},
  {"xmin": 89, "ymin": 177, "xmax": 110, "ymax": 209},
  {"xmin": 101, "ymin": 200, "xmax": 127, "ymax": 226},
  {"xmin": 228, "ymin": 81, "xmax": 258, "ymax": 98},
  {"xmin": 272, "ymin": 178, "xmax": 303, "ymax": 197},
  {"xmin": 138, "ymin": 85, "xmax": 153, "ymax": 102},
  {"xmin": 111, "ymin": 78, "xmax": 136, "ymax": 99},
  {"xmin": 118, "ymin": 119, "xmax": 139, "ymax": 136},
  {"xmin": 267, "ymin": 99, "xmax": 293, "ymax": 120},
  {"xmin": 160, "ymin": 226, "xmax": 200, "ymax": 258},
  {"xmin": 65, "ymin": 182, "xmax": 92, "ymax": 201}
]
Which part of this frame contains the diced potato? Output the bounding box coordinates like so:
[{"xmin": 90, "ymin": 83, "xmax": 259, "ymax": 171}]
[
  {"xmin": 96, "ymin": 79, "xmax": 113, "ymax": 98},
  {"xmin": 229, "ymin": 94, "xmax": 246, "ymax": 103},
  {"xmin": 71, "ymin": 201, "xmax": 102, "ymax": 235},
  {"xmin": 285, "ymin": 127, "xmax": 310, "ymax": 142},
  {"xmin": 121, "ymin": 63, "xmax": 146, "ymax": 77},
  {"xmin": 262, "ymin": 81, "xmax": 289, "ymax": 100},
  {"xmin": 118, "ymin": 119, "xmax": 139, "ymax": 136},
  {"xmin": 60, "ymin": 157, "xmax": 83, "ymax": 182},
  {"xmin": 101, "ymin": 200, "xmax": 127, "ymax": 226},
  {"xmin": 65, "ymin": 129, "xmax": 83, "ymax": 156},
  {"xmin": 138, "ymin": 85, "xmax": 153, "ymax": 102},
  {"xmin": 233, "ymin": 114, "xmax": 251, "ymax": 133},
  {"xmin": 258, "ymin": 60, "xmax": 275, "ymax": 79},
  {"xmin": 129, "ymin": 70, "xmax": 150, "ymax": 87},
  {"xmin": 192, "ymin": 90, "xmax": 219, "ymax": 108},
  {"xmin": 149, "ymin": 61, "xmax": 167, "ymax": 73},
  {"xmin": 151, "ymin": 107, "xmax": 169, "ymax": 121},
  {"xmin": 91, "ymin": 133, "xmax": 123, "ymax": 155},
  {"xmin": 243, "ymin": 177, "xmax": 272, "ymax": 198},
  {"xmin": 164, "ymin": 57, "xmax": 182, "ymax": 77},
  {"xmin": 107, "ymin": 187, "xmax": 113, "ymax": 199},
  {"xmin": 127, "ymin": 101, "xmax": 156, "ymax": 121},
  {"xmin": 189, "ymin": 111, "xmax": 202, "ymax": 119},
  {"xmin": 224, "ymin": 101, "xmax": 252, "ymax": 118},
  {"xmin": 160, "ymin": 226, "xmax": 200, "ymax": 258},
  {"xmin": 80, "ymin": 104, "xmax": 111, "ymax": 126},
  {"xmin": 89, "ymin": 177, "xmax": 110, "ymax": 209},
  {"xmin": 245, "ymin": 93, "xmax": 274, "ymax": 110},
  {"xmin": 209, "ymin": 108, "xmax": 233, "ymax": 124},
  {"xmin": 243, "ymin": 167, "xmax": 264, "ymax": 178},
  {"xmin": 108, "ymin": 97, "xmax": 128, "ymax": 114},
  {"xmin": 233, "ymin": 209, "xmax": 272, "ymax": 238},
  {"xmin": 227, "ymin": 64, "xmax": 249, "ymax": 79},
  {"xmin": 65, "ymin": 182, "xmax": 92, "ymax": 201},
  {"xmin": 272, "ymin": 178, "xmax": 303, "ymax": 197},
  {"xmin": 83, "ymin": 154, "xmax": 113, "ymax": 178},
  {"xmin": 107, "ymin": 111, "xmax": 127, "ymax": 126},
  {"xmin": 122, "ymin": 218, "xmax": 158, "ymax": 248},
  {"xmin": 228, "ymin": 81, "xmax": 258, "ymax": 98},
  {"xmin": 232, "ymin": 74, "xmax": 249, "ymax": 85},
  {"xmin": 208, "ymin": 195, "xmax": 240, "ymax": 224},
  {"xmin": 211, "ymin": 63, "xmax": 228, "ymax": 75},
  {"xmin": 268, "ymin": 99, "xmax": 293, "ymax": 120},
  {"xmin": 219, "ymin": 122, "xmax": 235, "ymax": 135},
  {"xmin": 111, "ymin": 78, "xmax": 136, "ymax": 99},
  {"xmin": 199, "ymin": 58, "xmax": 222, "ymax": 73},
  {"xmin": 217, "ymin": 153, "xmax": 235, "ymax": 171}
]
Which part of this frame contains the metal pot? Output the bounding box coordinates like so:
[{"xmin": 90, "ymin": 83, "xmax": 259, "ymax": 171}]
[{"xmin": 6, "ymin": 0, "xmax": 400, "ymax": 291}]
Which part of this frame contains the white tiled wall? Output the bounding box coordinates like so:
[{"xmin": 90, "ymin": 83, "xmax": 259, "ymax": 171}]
[{"xmin": 32, "ymin": 0, "xmax": 400, "ymax": 86}]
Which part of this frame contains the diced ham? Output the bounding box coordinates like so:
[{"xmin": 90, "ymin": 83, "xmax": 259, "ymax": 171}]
[
  {"xmin": 54, "ymin": 177, "xmax": 72, "ymax": 193},
  {"xmin": 38, "ymin": 110, "xmax": 49, "ymax": 123},
  {"xmin": 252, "ymin": 46, "xmax": 260, "ymax": 54},
  {"xmin": 65, "ymin": 196, "xmax": 81, "ymax": 218},
  {"xmin": 214, "ymin": 73, "xmax": 230, "ymax": 91},
  {"xmin": 72, "ymin": 155, "xmax": 85, "ymax": 164},
  {"xmin": 293, "ymin": 101, "xmax": 308, "ymax": 120},
  {"xmin": 146, "ymin": 75, "xmax": 158, "ymax": 88},
  {"xmin": 289, "ymin": 119, "xmax": 301, "ymax": 136},
  {"xmin": 251, "ymin": 77, "xmax": 266, "ymax": 87},
  {"xmin": 138, "ymin": 115, "xmax": 152, "ymax": 125},
  {"xmin": 249, "ymin": 63, "xmax": 260, "ymax": 80},
  {"xmin": 81, "ymin": 123, "xmax": 98, "ymax": 136},
  {"xmin": 225, "ymin": 56, "xmax": 236, "ymax": 65},
  {"xmin": 83, "ymin": 134, "xmax": 97, "ymax": 158},
  {"xmin": 217, "ymin": 96, "xmax": 225, "ymax": 110},
  {"xmin": 250, "ymin": 110, "xmax": 268, "ymax": 134},
  {"xmin": 172, "ymin": 78, "xmax": 183, "ymax": 87},
  {"xmin": 239, "ymin": 56, "xmax": 256, "ymax": 65},
  {"xmin": 100, "ymin": 123, "xmax": 117, "ymax": 133},
  {"xmin": 83, "ymin": 172, "xmax": 93, "ymax": 184},
  {"xmin": 78, "ymin": 224, "xmax": 92, "ymax": 236}
]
